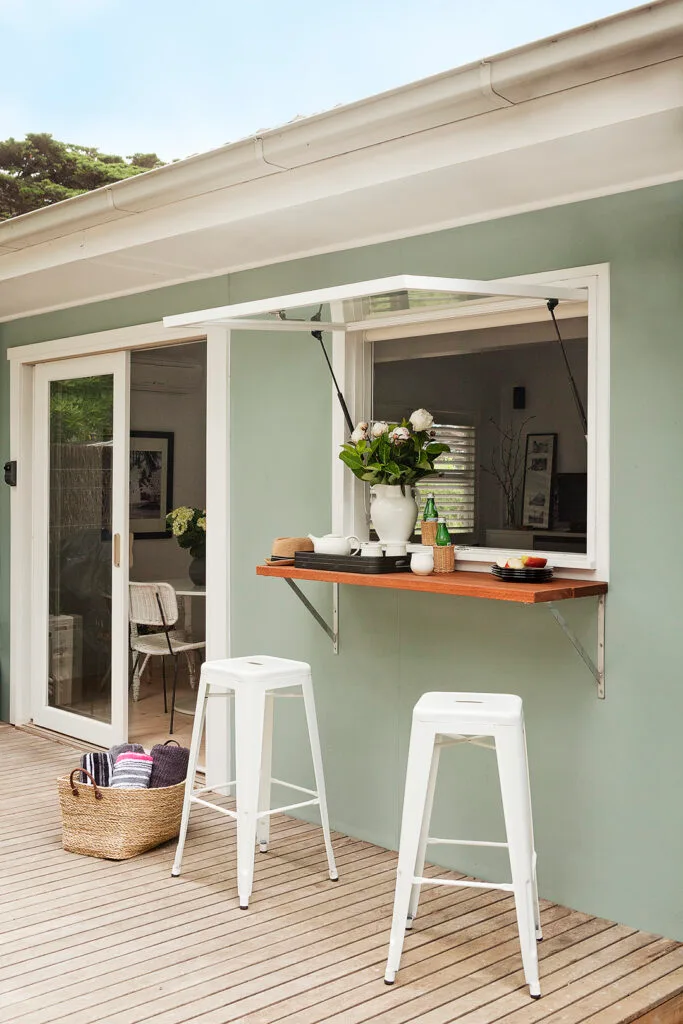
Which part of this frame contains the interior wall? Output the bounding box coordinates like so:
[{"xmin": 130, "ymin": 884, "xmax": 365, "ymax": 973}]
[
  {"xmin": 374, "ymin": 337, "xmax": 587, "ymax": 539},
  {"xmin": 129, "ymin": 343, "xmax": 207, "ymax": 581}
]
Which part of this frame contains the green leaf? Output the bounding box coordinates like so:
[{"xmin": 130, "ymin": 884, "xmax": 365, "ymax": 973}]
[{"xmin": 339, "ymin": 449, "xmax": 363, "ymax": 471}]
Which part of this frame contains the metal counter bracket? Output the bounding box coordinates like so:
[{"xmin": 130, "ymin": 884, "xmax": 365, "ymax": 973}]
[
  {"xmin": 284, "ymin": 579, "xmax": 339, "ymax": 654},
  {"xmin": 547, "ymin": 594, "xmax": 605, "ymax": 698}
]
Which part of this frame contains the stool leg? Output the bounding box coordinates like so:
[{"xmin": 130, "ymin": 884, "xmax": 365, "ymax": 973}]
[
  {"xmin": 171, "ymin": 675, "xmax": 208, "ymax": 877},
  {"xmin": 532, "ymin": 851, "xmax": 542, "ymax": 941},
  {"xmin": 495, "ymin": 726, "xmax": 541, "ymax": 999},
  {"xmin": 407, "ymin": 742, "xmax": 441, "ymax": 928},
  {"xmin": 385, "ymin": 721, "xmax": 436, "ymax": 984},
  {"xmin": 257, "ymin": 693, "xmax": 274, "ymax": 852},
  {"xmin": 301, "ymin": 677, "xmax": 338, "ymax": 881},
  {"xmin": 235, "ymin": 686, "xmax": 266, "ymax": 909},
  {"xmin": 522, "ymin": 720, "xmax": 543, "ymax": 941}
]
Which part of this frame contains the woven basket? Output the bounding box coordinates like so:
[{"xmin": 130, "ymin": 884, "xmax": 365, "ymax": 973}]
[
  {"xmin": 421, "ymin": 521, "xmax": 438, "ymax": 546},
  {"xmin": 57, "ymin": 768, "xmax": 185, "ymax": 860},
  {"xmin": 433, "ymin": 545, "xmax": 456, "ymax": 573}
]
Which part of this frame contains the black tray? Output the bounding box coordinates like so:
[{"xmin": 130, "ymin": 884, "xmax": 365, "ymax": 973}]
[{"xmin": 294, "ymin": 551, "xmax": 411, "ymax": 574}]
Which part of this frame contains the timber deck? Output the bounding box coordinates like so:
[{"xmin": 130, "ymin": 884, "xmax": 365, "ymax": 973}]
[{"xmin": 2, "ymin": 723, "xmax": 683, "ymax": 1024}]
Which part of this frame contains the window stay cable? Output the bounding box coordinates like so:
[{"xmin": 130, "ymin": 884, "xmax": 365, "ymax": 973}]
[
  {"xmin": 310, "ymin": 306, "xmax": 355, "ymax": 434},
  {"xmin": 547, "ymin": 299, "xmax": 587, "ymax": 440}
]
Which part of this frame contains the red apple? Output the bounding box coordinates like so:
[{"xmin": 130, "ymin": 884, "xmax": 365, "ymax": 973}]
[{"xmin": 522, "ymin": 556, "xmax": 547, "ymax": 568}]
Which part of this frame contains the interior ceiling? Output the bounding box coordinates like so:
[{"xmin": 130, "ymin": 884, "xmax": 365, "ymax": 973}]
[
  {"xmin": 373, "ymin": 317, "xmax": 588, "ymax": 361},
  {"xmin": 0, "ymin": 103, "xmax": 681, "ymax": 323}
]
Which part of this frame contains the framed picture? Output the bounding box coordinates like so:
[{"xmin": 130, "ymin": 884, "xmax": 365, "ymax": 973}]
[
  {"xmin": 521, "ymin": 433, "xmax": 556, "ymax": 529},
  {"xmin": 129, "ymin": 431, "xmax": 174, "ymax": 538}
]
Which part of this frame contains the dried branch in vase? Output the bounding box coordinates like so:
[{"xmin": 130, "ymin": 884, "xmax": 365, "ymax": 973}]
[{"xmin": 480, "ymin": 417, "xmax": 534, "ymax": 527}]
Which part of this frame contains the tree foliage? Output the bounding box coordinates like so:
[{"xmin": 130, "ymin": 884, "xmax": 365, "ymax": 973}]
[
  {"xmin": 50, "ymin": 376, "xmax": 113, "ymax": 444},
  {"xmin": 0, "ymin": 133, "xmax": 165, "ymax": 220}
]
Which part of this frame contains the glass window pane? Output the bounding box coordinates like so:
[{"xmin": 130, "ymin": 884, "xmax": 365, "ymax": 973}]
[{"xmin": 48, "ymin": 375, "xmax": 114, "ymax": 723}]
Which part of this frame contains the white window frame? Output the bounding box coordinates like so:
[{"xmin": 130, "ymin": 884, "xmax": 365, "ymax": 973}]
[{"xmin": 331, "ymin": 264, "xmax": 610, "ymax": 581}]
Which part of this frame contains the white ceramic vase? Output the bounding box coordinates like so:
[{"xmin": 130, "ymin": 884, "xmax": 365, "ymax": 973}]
[{"xmin": 370, "ymin": 484, "xmax": 418, "ymax": 542}]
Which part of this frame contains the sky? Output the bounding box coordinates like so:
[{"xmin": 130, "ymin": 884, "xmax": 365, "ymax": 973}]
[{"xmin": 0, "ymin": 0, "xmax": 639, "ymax": 163}]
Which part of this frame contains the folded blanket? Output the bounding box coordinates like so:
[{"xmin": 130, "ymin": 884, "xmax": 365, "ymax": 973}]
[
  {"xmin": 111, "ymin": 751, "xmax": 154, "ymax": 789},
  {"xmin": 80, "ymin": 751, "xmax": 113, "ymax": 787},
  {"xmin": 149, "ymin": 742, "xmax": 190, "ymax": 789},
  {"xmin": 109, "ymin": 742, "xmax": 145, "ymax": 763}
]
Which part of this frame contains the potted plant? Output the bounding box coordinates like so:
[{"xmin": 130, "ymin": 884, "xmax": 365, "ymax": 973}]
[
  {"xmin": 166, "ymin": 506, "xmax": 206, "ymax": 584},
  {"xmin": 339, "ymin": 409, "xmax": 450, "ymax": 542}
]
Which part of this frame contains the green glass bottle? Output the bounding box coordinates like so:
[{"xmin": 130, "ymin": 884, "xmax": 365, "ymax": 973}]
[
  {"xmin": 423, "ymin": 493, "xmax": 438, "ymax": 522},
  {"xmin": 435, "ymin": 517, "xmax": 451, "ymax": 546}
]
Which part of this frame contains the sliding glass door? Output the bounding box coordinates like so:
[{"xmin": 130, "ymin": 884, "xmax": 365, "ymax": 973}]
[{"xmin": 32, "ymin": 353, "xmax": 130, "ymax": 746}]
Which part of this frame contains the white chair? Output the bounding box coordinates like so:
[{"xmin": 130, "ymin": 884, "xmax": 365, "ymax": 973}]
[
  {"xmin": 171, "ymin": 655, "xmax": 338, "ymax": 909},
  {"xmin": 128, "ymin": 582, "xmax": 206, "ymax": 733},
  {"xmin": 384, "ymin": 691, "xmax": 542, "ymax": 998}
]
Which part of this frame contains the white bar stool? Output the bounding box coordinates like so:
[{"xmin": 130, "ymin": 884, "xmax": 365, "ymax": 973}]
[
  {"xmin": 171, "ymin": 655, "xmax": 338, "ymax": 908},
  {"xmin": 384, "ymin": 691, "xmax": 542, "ymax": 998}
]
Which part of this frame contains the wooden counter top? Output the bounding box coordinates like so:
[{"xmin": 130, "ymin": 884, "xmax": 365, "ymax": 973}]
[{"xmin": 256, "ymin": 565, "xmax": 607, "ymax": 605}]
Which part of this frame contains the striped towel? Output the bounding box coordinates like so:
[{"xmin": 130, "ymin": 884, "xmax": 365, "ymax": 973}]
[
  {"xmin": 111, "ymin": 751, "xmax": 154, "ymax": 789},
  {"xmin": 109, "ymin": 742, "xmax": 145, "ymax": 763},
  {"xmin": 80, "ymin": 751, "xmax": 113, "ymax": 787}
]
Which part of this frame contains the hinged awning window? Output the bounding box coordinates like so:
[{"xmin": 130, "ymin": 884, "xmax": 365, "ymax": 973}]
[{"xmin": 163, "ymin": 275, "xmax": 587, "ymax": 333}]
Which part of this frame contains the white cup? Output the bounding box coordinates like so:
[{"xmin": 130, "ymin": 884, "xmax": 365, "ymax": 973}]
[
  {"xmin": 410, "ymin": 549, "xmax": 434, "ymax": 575},
  {"xmin": 384, "ymin": 542, "xmax": 407, "ymax": 557},
  {"xmin": 360, "ymin": 542, "xmax": 383, "ymax": 557}
]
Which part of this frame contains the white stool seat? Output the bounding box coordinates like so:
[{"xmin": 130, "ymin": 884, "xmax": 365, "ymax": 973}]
[
  {"xmin": 202, "ymin": 655, "xmax": 311, "ymax": 688},
  {"xmin": 414, "ymin": 691, "xmax": 523, "ymax": 730},
  {"xmin": 171, "ymin": 655, "xmax": 338, "ymax": 909},
  {"xmin": 385, "ymin": 690, "xmax": 542, "ymax": 999}
]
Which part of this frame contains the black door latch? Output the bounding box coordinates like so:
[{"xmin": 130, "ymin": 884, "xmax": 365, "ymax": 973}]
[{"xmin": 3, "ymin": 461, "xmax": 17, "ymax": 486}]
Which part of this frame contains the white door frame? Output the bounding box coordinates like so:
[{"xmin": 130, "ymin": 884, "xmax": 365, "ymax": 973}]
[
  {"xmin": 7, "ymin": 322, "xmax": 232, "ymax": 783},
  {"xmin": 32, "ymin": 352, "xmax": 130, "ymax": 747}
]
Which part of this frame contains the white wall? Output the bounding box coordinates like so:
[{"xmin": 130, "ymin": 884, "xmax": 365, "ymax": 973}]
[
  {"xmin": 374, "ymin": 327, "xmax": 587, "ymax": 541},
  {"xmin": 130, "ymin": 343, "xmax": 206, "ymax": 581}
]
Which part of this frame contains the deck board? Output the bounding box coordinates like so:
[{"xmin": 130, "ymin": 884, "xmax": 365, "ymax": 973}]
[{"xmin": 1, "ymin": 723, "xmax": 680, "ymax": 1024}]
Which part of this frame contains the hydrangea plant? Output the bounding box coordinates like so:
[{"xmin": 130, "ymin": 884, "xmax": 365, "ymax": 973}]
[
  {"xmin": 166, "ymin": 506, "xmax": 206, "ymax": 559},
  {"xmin": 339, "ymin": 408, "xmax": 450, "ymax": 488}
]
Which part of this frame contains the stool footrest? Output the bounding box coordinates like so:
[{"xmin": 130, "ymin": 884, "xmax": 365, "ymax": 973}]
[
  {"xmin": 415, "ymin": 876, "xmax": 515, "ymax": 893},
  {"xmin": 257, "ymin": 798, "xmax": 320, "ymax": 818},
  {"xmin": 428, "ymin": 837, "xmax": 509, "ymax": 849},
  {"xmin": 270, "ymin": 777, "xmax": 318, "ymax": 797},
  {"xmin": 193, "ymin": 781, "xmax": 236, "ymax": 797},
  {"xmin": 190, "ymin": 795, "xmax": 237, "ymax": 819}
]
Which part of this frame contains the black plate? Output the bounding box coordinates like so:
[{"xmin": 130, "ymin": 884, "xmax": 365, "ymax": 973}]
[
  {"xmin": 492, "ymin": 565, "xmax": 553, "ymax": 573},
  {"xmin": 491, "ymin": 568, "xmax": 553, "ymax": 582}
]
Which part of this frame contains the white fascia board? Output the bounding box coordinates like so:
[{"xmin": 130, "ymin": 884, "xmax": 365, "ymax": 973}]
[
  {"xmin": 1, "ymin": 56, "xmax": 681, "ymax": 294},
  {"xmin": 163, "ymin": 275, "xmax": 586, "ymax": 329}
]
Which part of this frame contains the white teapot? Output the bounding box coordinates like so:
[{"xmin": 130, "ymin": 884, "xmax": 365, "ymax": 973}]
[{"xmin": 308, "ymin": 533, "xmax": 361, "ymax": 556}]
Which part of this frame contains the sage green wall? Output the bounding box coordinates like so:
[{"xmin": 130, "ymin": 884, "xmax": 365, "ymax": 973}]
[{"xmin": 1, "ymin": 181, "xmax": 682, "ymax": 942}]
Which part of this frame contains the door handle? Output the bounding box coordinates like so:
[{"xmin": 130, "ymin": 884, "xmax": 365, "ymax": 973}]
[{"xmin": 113, "ymin": 533, "xmax": 121, "ymax": 567}]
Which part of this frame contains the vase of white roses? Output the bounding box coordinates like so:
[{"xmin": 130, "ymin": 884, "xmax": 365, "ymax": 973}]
[
  {"xmin": 166, "ymin": 507, "xmax": 206, "ymax": 585},
  {"xmin": 339, "ymin": 409, "xmax": 450, "ymax": 542}
]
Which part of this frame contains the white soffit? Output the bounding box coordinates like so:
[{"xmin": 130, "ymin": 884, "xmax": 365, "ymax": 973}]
[{"xmin": 162, "ymin": 275, "xmax": 586, "ymax": 332}]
